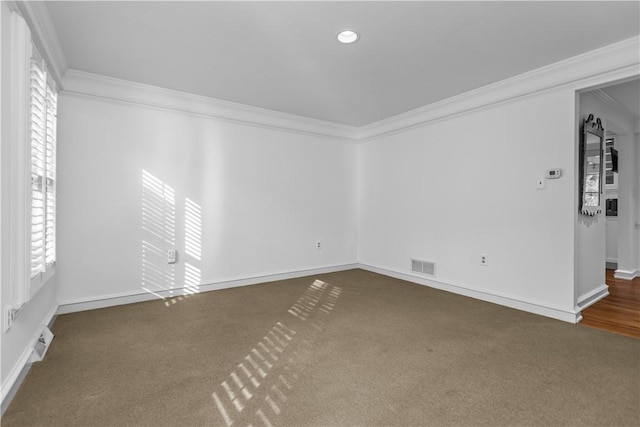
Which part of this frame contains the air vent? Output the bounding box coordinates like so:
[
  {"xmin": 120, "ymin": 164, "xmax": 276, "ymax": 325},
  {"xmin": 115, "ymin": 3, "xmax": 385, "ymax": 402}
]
[{"xmin": 411, "ymin": 258, "xmax": 436, "ymax": 277}]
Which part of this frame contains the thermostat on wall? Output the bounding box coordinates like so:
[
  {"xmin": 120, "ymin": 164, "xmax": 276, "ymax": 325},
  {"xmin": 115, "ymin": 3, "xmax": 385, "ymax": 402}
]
[{"xmin": 546, "ymin": 169, "xmax": 562, "ymax": 179}]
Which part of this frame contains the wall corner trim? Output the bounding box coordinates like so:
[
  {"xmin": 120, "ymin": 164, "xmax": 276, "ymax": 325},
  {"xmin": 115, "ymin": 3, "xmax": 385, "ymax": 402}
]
[
  {"xmin": 357, "ymin": 263, "xmax": 582, "ymax": 324},
  {"xmin": 356, "ymin": 36, "xmax": 640, "ymax": 141},
  {"xmin": 13, "ymin": 1, "xmax": 68, "ymax": 89},
  {"xmin": 0, "ymin": 304, "xmax": 58, "ymax": 416},
  {"xmin": 62, "ymin": 69, "xmax": 359, "ymax": 141}
]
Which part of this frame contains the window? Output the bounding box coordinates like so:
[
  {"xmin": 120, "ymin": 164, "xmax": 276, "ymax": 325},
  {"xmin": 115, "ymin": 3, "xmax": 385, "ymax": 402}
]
[
  {"xmin": 3, "ymin": 6, "xmax": 59, "ymax": 325},
  {"xmin": 604, "ymin": 137, "xmax": 618, "ymax": 189},
  {"xmin": 29, "ymin": 46, "xmax": 57, "ymax": 293}
]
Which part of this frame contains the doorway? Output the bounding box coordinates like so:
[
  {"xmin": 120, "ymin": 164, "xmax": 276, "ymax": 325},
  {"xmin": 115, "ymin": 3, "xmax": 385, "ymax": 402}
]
[{"xmin": 578, "ymin": 78, "xmax": 640, "ymax": 338}]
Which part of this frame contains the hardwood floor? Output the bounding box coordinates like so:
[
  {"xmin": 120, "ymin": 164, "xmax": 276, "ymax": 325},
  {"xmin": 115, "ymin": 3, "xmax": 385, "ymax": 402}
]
[{"xmin": 580, "ymin": 270, "xmax": 640, "ymax": 339}]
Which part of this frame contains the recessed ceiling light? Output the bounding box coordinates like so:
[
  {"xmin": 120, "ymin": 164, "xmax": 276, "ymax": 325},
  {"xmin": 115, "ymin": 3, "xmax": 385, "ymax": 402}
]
[{"xmin": 337, "ymin": 30, "xmax": 359, "ymax": 44}]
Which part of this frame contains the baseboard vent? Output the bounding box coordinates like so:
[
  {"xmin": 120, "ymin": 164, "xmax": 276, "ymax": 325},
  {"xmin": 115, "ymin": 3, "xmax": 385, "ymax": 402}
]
[
  {"xmin": 411, "ymin": 259, "xmax": 436, "ymax": 276},
  {"xmin": 29, "ymin": 326, "xmax": 54, "ymax": 363}
]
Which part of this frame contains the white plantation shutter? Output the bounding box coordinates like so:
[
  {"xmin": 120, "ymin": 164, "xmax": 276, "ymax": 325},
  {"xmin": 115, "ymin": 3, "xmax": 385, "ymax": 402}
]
[
  {"xmin": 45, "ymin": 84, "xmax": 57, "ymax": 266},
  {"xmin": 30, "ymin": 59, "xmax": 46, "ymax": 277},
  {"xmin": 29, "ymin": 51, "xmax": 57, "ymax": 285}
]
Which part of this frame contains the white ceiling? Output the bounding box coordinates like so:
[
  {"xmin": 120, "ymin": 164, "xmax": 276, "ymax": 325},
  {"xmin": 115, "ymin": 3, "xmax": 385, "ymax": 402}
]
[{"xmin": 45, "ymin": 1, "xmax": 640, "ymax": 127}]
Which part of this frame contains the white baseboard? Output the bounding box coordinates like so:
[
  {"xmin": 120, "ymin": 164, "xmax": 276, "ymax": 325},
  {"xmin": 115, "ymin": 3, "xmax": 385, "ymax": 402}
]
[
  {"xmin": 614, "ymin": 269, "xmax": 639, "ymax": 280},
  {"xmin": 576, "ymin": 284, "xmax": 609, "ymax": 311},
  {"xmin": 357, "ymin": 263, "xmax": 581, "ymax": 323},
  {"xmin": 1, "ymin": 305, "xmax": 58, "ymax": 416},
  {"xmin": 57, "ymin": 263, "xmax": 358, "ymax": 314}
]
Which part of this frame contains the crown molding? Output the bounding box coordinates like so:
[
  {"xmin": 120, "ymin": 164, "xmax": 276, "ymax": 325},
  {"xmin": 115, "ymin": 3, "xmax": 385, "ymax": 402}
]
[
  {"xmin": 13, "ymin": 1, "xmax": 68, "ymax": 90},
  {"xmin": 357, "ymin": 36, "xmax": 640, "ymax": 142},
  {"xmin": 63, "ymin": 69, "xmax": 359, "ymax": 141},
  {"xmin": 593, "ymin": 88, "xmax": 640, "ymax": 121},
  {"xmin": 5, "ymin": 1, "xmax": 638, "ymax": 141},
  {"xmin": 62, "ymin": 36, "xmax": 638, "ymax": 143}
]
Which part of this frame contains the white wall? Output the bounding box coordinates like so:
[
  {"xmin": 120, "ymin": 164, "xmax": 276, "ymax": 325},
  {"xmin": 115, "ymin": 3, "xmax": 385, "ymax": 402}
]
[
  {"xmin": 56, "ymin": 93, "xmax": 357, "ymax": 305},
  {"xmin": 636, "ymin": 131, "xmax": 640, "ymax": 271},
  {"xmin": 635, "ymin": 131, "xmax": 640, "ymax": 271},
  {"xmin": 615, "ymin": 129, "xmax": 640, "ymax": 278},
  {"xmin": 605, "ymin": 218, "xmax": 618, "ymax": 264},
  {"xmin": 1, "ymin": 2, "xmax": 58, "ymax": 405},
  {"xmin": 605, "ymin": 148, "xmax": 619, "ymax": 265},
  {"xmin": 358, "ymin": 90, "xmax": 578, "ymax": 318}
]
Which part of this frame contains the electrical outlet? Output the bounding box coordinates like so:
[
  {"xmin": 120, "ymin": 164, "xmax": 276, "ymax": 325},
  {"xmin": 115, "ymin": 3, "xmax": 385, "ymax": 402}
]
[
  {"xmin": 167, "ymin": 249, "xmax": 177, "ymax": 264},
  {"xmin": 316, "ymin": 241, "xmax": 322, "ymax": 250},
  {"xmin": 480, "ymin": 254, "xmax": 488, "ymax": 266}
]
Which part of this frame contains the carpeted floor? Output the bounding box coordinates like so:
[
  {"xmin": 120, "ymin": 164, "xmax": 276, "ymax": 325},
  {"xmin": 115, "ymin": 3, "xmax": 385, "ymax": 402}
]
[{"xmin": 3, "ymin": 269, "xmax": 639, "ymax": 426}]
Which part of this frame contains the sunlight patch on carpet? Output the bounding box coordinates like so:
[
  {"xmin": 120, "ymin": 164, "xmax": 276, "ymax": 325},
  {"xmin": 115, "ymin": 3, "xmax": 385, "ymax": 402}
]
[{"xmin": 210, "ymin": 279, "xmax": 343, "ymax": 426}]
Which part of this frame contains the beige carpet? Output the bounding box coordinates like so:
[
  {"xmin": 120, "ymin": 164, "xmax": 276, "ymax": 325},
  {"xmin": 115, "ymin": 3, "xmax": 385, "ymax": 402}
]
[{"xmin": 3, "ymin": 269, "xmax": 639, "ymax": 426}]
